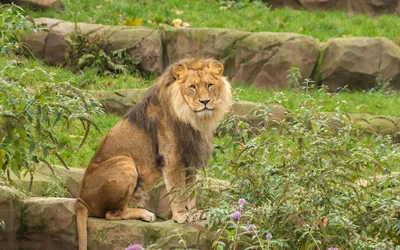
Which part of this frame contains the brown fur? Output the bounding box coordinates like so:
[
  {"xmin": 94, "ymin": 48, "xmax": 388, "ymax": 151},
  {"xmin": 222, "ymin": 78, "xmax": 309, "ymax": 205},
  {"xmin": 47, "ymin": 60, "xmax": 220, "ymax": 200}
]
[{"xmin": 76, "ymin": 58, "xmax": 232, "ymax": 250}]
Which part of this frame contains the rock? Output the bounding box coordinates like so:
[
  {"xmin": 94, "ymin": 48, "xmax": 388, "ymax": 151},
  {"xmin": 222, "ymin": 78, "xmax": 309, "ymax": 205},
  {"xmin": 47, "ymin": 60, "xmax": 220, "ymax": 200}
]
[
  {"xmin": 87, "ymin": 219, "xmax": 213, "ymax": 250},
  {"xmin": 0, "ymin": 185, "xmax": 27, "ymax": 250},
  {"xmin": 18, "ymin": 197, "xmax": 77, "ymax": 250},
  {"xmin": 230, "ymin": 32, "xmax": 319, "ymax": 89},
  {"xmin": 104, "ymin": 27, "xmax": 164, "ymax": 75},
  {"xmin": 315, "ymin": 37, "xmax": 400, "ymax": 91},
  {"xmin": 266, "ymin": 0, "xmax": 302, "ymax": 9},
  {"xmin": 163, "ymin": 28, "xmax": 319, "ymax": 89},
  {"xmin": 347, "ymin": 0, "xmax": 399, "ymax": 15},
  {"xmin": 6, "ymin": 0, "xmax": 64, "ymax": 10},
  {"xmin": 162, "ymin": 27, "xmax": 249, "ymax": 67},
  {"xmin": 1, "ymin": 196, "xmax": 213, "ymax": 249},
  {"xmin": 230, "ymin": 101, "xmax": 289, "ymax": 127},
  {"xmin": 89, "ymin": 88, "xmax": 148, "ymax": 116},
  {"xmin": 21, "ymin": 31, "xmax": 48, "ymax": 59},
  {"xmin": 299, "ymin": 0, "xmax": 346, "ymax": 10},
  {"xmin": 26, "ymin": 18, "xmax": 164, "ymax": 74}
]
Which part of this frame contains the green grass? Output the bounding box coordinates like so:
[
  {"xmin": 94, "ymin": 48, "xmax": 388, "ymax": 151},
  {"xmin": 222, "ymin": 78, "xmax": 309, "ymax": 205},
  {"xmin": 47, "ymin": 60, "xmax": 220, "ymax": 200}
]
[
  {"xmin": 236, "ymin": 86, "xmax": 400, "ymax": 116},
  {"xmin": 26, "ymin": 0, "xmax": 400, "ymax": 41},
  {"xmin": 3, "ymin": 54, "xmax": 400, "ymax": 117},
  {"xmin": 0, "ymin": 55, "xmax": 153, "ymax": 90},
  {"xmin": 48, "ymin": 114, "xmax": 121, "ymax": 168}
]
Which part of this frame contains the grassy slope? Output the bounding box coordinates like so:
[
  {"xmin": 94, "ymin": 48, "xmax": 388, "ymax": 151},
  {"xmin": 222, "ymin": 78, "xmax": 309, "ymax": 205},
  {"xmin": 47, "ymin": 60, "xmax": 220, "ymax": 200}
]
[
  {"xmin": 2, "ymin": 54, "xmax": 400, "ymax": 168},
  {"xmin": 27, "ymin": 0, "xmax": 400, "ymax": 41},
  {"xmin": 4, "ymin": 1, "xmax": 400, "ymax": 168}
]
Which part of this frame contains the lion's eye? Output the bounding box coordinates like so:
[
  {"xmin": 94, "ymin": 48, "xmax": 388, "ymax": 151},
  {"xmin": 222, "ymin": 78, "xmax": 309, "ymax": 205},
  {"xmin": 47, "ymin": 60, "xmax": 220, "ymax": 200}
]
[
  {"xmin": 208, "ymin": 83, "xmax": 214, "ymax": 88},
  {"xmin": 190, "ymin": 85, "xmax": 196, "ymax": 89}
]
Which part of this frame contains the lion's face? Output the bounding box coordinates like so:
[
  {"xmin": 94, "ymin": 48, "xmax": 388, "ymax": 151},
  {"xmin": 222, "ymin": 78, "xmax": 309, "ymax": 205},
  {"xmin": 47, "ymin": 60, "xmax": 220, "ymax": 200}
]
[{"xmin": 167, "ymin": 59, "xmax": 232, "ymax": 131}]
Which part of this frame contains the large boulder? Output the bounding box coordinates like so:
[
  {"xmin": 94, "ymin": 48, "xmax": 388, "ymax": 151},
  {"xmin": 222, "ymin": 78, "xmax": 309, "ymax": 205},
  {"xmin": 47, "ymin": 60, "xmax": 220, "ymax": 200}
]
[
  {"xmin": 266, "ymin": 0, "xmax": 302, "ymax": 9},
  {"xmin": 315, "ymin": 37, "xmax": 400, "ymax": 91},
  {"xmin": 162, "ymin": 27, "xmax": 249, "ymax": 65},
  {"xmin": 18, "ymin": 197, "xmax": 77, "ymax": 250},
  {"xmin": 230, "ymin": 32, "xmax": 319, "ymax": 89},
  {"xmin": 347, "ymin": 0, "xmax": 399, "ymax": 15},
  {"xmin": 0, "ymin": 185, "xmax": 27, "ymax": 250},
  {"xmin": 89, "ymin": 88, "xmax": 148, "ymax": 116},
  {"xmin": 24, "ymin": 18, "xmax": 164, "ymax": 74},
  {"xmin": 0, "ymin": 193, "xmax": 214, "ymax": 249},
  {"xmin": 163, "ymin": 28, "xmax": 320, "ymax": 89},
  {"xmin": 299, "ymin": 0, "xmax": 347, "ymax": 10}
]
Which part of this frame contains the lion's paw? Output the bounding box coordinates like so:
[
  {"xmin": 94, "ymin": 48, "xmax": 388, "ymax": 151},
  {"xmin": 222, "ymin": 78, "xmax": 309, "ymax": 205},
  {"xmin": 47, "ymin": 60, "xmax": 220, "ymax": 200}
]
[
  {"xmin": 172, "ymin": 211, "xmax": 188, "ymax": 224},
  {"xmin": 187, "ymin": 210, "xmax": 207, "ymax": 222},
  {"xmin": 141, "ymin": 211, "xmax": 156, "ymax": 223}
]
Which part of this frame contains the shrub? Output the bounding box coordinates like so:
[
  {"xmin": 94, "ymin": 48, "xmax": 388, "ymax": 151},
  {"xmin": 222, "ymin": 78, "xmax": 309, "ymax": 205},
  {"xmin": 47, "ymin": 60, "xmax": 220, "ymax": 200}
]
[
  {"xmin": 0, "ymin": 65, "xmax": 103, "ymax": 186},
  {"xmin": 66, "ymin": 27, "xmax": 142, "ymax": 76},
  {"xmin": 0, "ymin": 4, "xmax": 42, "ymax": 55},
  {"xmin": 207, "ymin": 92, "xmax": 400, "ymax": 249}
]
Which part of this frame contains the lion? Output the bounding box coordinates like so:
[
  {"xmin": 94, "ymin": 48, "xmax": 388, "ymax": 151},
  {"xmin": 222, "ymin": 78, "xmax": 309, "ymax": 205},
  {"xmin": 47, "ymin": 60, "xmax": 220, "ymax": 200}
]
[{"xmin": 76, "ymin": 58, "xmax": 232, "ymax": 250}]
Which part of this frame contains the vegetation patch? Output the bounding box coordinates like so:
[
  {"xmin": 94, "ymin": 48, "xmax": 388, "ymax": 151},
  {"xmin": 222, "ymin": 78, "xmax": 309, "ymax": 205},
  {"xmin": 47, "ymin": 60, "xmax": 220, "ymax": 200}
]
[
  {"xmin": 66, "ymin": 27, "xmax": 142, "ymax": 76},
  {"xmin": 26, "ymin": 0, "xmax": 400, "ymax": 41}
]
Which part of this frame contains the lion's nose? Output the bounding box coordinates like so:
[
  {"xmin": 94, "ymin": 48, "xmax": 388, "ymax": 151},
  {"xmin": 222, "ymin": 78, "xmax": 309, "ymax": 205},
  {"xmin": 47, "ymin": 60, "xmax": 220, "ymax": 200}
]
[{"xmin": 199, "ymin": 99, "xmax": 210, "ymax": 105}]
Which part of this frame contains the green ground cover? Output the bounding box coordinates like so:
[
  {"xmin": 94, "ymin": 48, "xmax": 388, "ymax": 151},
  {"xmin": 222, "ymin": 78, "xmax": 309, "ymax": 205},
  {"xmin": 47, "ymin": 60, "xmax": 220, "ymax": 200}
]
[{"xmin": 27, "ymin": 0, "xmax": 400, "ymax": 41}]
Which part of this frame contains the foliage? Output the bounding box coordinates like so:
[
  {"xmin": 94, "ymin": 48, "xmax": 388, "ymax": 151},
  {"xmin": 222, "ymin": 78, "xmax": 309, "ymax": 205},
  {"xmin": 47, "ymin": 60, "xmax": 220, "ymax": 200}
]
[
  {"xmin": 66, "ymin": 27, "xmax": 141, "ymax": 76},
  {"xmin": 206, "ymin": 92, "xmax": 400, "ymax": 249},
  {"xmin": 0, "ymin": 65, "xmax": 103, "ymax": 182},
  {"xmin": 41, "ymin": 178, "xmax": 68, "ymax": 197},
  {"xmin": 0, "ymin": 4, "xmax": 42, "ymax": 55}
]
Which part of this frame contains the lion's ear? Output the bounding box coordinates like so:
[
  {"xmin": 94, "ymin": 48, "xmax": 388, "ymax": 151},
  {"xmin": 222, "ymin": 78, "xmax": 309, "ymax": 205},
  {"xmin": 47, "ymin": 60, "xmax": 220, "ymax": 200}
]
[
  {"xmin": 209, "ymin": 61, "xmax": 224, "ymax": 75},
  {"xmin": 172, "ymin": 65, "xmax": 187, "ymax": 79}
]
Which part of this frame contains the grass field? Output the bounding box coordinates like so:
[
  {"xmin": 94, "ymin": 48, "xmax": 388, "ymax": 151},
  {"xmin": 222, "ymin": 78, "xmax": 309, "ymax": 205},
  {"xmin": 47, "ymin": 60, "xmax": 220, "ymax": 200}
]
[
  {"xmin": 27, "ymin": 0, "xmax": 400, "ymax": 41},
  {"xmin": 2, "ymin": 54, "xmax": 400, "ymax": 117}
]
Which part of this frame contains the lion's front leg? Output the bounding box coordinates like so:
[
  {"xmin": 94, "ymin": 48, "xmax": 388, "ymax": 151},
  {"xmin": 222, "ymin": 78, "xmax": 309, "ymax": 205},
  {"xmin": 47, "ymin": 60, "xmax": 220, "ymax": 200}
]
[
  {"xmin": 162, "ymin": 163, "xmax": 189, "ymax": 223},
  {"xmin": 185, "ymin": 172, "xmax": 207, "ymax": 222}
]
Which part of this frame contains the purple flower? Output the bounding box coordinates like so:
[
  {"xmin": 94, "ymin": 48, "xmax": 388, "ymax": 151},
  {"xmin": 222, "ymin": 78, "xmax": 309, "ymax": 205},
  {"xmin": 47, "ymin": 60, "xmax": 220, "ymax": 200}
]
[
  {"xmin": 125, "ymin": 244, "xmax": 143, "ymax": 250},
  {"xmin": 230, "ymin": 211, "xmax": 242, "ymax": 220},
  {"xmin": 265, "ymin": 232, "xmax": 272, "ymax": 240},
  {"xmin": 247, "ymin": 224, "xmax": 257, "ymax": 231},
  {"xmin": 238, "ymin": 198, "xmax": 246, "ymax": 207},
  {"xmin": 327, "ymin": 248, "xmax": 338, "ymax": 250}
]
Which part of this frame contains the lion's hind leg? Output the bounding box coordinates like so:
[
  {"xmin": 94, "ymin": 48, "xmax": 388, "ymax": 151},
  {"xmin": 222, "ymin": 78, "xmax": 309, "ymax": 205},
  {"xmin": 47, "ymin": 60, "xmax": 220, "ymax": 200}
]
[{"xmin": 106, "ymin": 208, "xmax": 156, "ymax": 222}]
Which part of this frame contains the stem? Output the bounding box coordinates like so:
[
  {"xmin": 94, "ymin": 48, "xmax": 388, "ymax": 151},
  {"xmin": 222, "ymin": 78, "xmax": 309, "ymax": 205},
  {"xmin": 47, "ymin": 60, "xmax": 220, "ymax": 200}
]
[
  {"xmin": 6, "ymin": 168, "xmax": 11, "ymax": 183},
  {"xmin": 307, "ymin": 228, "xmax": 321, "ymax": 250},
  {"xmin": 232, "ymin": 216, "xmax": 241, "ymax": 250},
  {"xmin": 213, "ymin": 222, "xmax": 229, "ymax": 250},
  {"xmin": 254, "ymin": 230, "xmax": 265, "ymax": 250},
  {"xmin": 176, "ymin": 232, "xmax": 188, "ymax": 250},
  {"xmin": 29, "ymin": 171, "xmax": 34, "ymax": 192}
]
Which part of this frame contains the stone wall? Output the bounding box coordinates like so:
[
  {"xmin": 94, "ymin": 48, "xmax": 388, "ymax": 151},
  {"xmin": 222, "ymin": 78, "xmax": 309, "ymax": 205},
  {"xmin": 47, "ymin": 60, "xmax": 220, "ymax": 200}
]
[{"xmin": 23, "ymin": 18, "xmax": 400, "ymax": 91}]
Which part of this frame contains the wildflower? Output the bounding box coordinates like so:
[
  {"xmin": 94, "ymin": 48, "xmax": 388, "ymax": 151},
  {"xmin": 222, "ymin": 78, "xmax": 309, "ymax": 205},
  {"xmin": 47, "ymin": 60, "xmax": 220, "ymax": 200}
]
[
  {"xmin": 230, "ymin": 211, "xmax": 242, "ymax": 220},
  {"xmin": 247, "ymin": 224, "xmax": 257, "ymax": 231},
  {"xmin": 125, "ymin": 244, "xmax": 143, "ymax": 250},
  {"xmin": 327, "ymin": 248, "xmax": 338, "ymax": 250},
  {"xmin": 238, "ymin": 198, "xmax": 246, "ymax": 207},
  {"xmin": 265, "ymin": 232, "xmax": 272, "ymax": 240}
]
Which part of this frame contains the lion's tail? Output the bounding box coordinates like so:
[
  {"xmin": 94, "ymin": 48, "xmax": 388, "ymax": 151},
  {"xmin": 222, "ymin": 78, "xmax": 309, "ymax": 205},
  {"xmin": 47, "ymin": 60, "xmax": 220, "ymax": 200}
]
[{"xmin": 76, "ymin": 198, "xmax": 89, "ymax": 250}]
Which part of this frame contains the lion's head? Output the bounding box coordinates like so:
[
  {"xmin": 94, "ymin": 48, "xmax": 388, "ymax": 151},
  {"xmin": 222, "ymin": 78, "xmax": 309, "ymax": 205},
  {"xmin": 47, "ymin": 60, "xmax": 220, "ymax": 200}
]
[{"xmin": 159, "ymin": 58, "xmax": 232, "ymax": 132}]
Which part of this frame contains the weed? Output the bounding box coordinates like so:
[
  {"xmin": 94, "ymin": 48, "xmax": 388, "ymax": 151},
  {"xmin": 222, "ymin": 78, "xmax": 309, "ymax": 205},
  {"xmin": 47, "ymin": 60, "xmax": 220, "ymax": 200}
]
[
  {"xmin": 41, "ymin": 178, "xmax": 67, "ymax": 197},
  {"xmin": 66, "ymin": 27, "xmax": 141, "ymax": 76}
]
